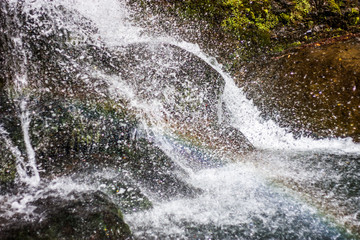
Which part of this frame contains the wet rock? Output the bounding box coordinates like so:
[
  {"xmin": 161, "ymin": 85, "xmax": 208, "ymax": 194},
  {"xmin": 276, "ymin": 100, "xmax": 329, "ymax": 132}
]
[
  {"xmin": 29, "ymin": 97, "xmax": 137, "ymax": 175},
  {"xmin": 0, "ymin": 1, "xmax": 204, "ymax": 201},
  {"xmin": 118, "ymin": 137, "xmax": 203, "ymax": 200},
  {"xmin": 242, "ymin": 37, "xmax": 360, "ymax": 141},
  {"xmin": 115, "ymin": 42, "xmax": 255, "ymax": 153},
  {"xmin": 115, "ymin": 42, "xmax": 224, "ymax": 122},
  {"xmin": 24, "ymin": 95, "xmax": 200, "ymax": 199},
  {"xmin": 100, "ymin": 179, "xmax": 153, "ymax": 214},
  {"xmin": 0, "ymin": 141, "xmax": 16, "ymax": 192},
  {"xmin": 0, "ymin": 191, "xmax": 132, "ymax": 240}
]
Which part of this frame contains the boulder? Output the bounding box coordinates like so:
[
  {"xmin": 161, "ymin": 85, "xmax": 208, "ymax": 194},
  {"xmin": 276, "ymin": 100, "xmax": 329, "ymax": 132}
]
[{"xmin": 0, "ymin": 191, "xmax": 132, "ymax": 240}]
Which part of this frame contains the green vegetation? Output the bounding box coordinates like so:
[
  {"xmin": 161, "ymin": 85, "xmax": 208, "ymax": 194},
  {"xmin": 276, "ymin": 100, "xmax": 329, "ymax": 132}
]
[
  {"xmin": 326, "ymin": 0, "xmax": 341, "ymax": 14},
  {"xmin": 169, "ymin": 0, "xmax": 359, "ymax": 50},
  {"xmin": 289, "ymin": 0, "xmax": 312, "ymax": 22},
  {"xmin": 221, "ymin": 0, "xmax": 279, "ymax": 44},
  {"xmin": 347, "ymin": 7, "xmax": 360, "ymax": 25}
]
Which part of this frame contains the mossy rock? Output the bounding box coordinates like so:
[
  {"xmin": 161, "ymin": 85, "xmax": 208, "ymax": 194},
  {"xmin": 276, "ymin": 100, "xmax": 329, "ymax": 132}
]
[
  {"xmin": 26, "ymin": 95, "xmax": 201, "ymax": 199},
  {"xmin": 0, "ymin": 141, "xmax": 16, "ymax": 191},
  {"xmin": 28, "ymin": 96, "xmax": 137, "ymax": 175}
]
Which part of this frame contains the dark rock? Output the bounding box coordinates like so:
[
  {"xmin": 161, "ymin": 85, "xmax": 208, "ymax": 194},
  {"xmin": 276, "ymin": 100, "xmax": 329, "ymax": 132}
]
[
  {"xmin": 118, "ymin": 137, "xmax": 203, "ymax": 200},
  {"xmin": 0, "ymin": 191, "xmax": 132, "ymax": 240},
  {"xmin": 115, "ymin": 42, "xmax": 225, "ymax": 123}
]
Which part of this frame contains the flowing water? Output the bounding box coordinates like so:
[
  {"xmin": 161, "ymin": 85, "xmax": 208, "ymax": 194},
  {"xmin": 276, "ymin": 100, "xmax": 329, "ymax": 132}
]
[
  {"xmin": 1, "ymin": 0, "xmax": 360, "ymax": 239},
  {"xmin": 3, "ymin": 27, "xmax": 41, "ymax": 186}
]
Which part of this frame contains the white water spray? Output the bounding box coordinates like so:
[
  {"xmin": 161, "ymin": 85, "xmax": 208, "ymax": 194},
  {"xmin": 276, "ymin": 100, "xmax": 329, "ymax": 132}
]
[
  {"xmin": 11, "ymin": 35, "xmax": 40, "ymax": 186},
  {"xmin": 19, "ymin": 99, "xmax": 40, "ymax": 187}
]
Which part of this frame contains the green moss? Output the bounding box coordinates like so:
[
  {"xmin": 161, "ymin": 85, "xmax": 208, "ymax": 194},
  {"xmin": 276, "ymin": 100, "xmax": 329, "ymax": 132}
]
[
  {"xmin": 326, "ymin": 0, "xmax": 341, "ymax": 14},
  {"xmin": 221, "ymin": 0, "xmax": 278, "ymax": 42},
  {"xmin": 270, "ymin": 40, "xmax": 302, "ymax": 54},
  {"xmin": 351, "ymin": 8, "xmax": 359, "ymax": 15},
  {"xmin": 355, "ymin": 17, "xmax": 360, "ymax": 24},
  {"xmin": 348, "ymin": 7, "xmax": 360, "ymax": 25},
  {"xmin": 289, "ymin": 41, "xmax": 302, "ymax": 47},
  {"xmin": 141, "ymin": 0, "xmax": 360, "ymax": 58},
  {"xmin": 280, "ymin": 13, "xmax": 291, "ymax": 24},
  {"xmin": 290, "ymin": 0, "xmax": 312, "ymax": 22},
  {"xmin": 272, "ymin": 45, "xmax": 285, "ymax": 53}
]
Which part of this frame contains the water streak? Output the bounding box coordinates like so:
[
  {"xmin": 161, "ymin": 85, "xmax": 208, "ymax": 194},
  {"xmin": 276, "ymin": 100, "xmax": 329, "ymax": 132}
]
[
  {"xmin": 11, "ymin": 33, "xmax": 40, "ymax": 186},
  {"xmin": 19, "ymin": 99, "xmax": 40, "ymax": 187}
]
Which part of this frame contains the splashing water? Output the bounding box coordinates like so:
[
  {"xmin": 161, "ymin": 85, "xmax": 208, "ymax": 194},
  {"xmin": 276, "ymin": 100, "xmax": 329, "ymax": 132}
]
[
  {"xmin": 157, "ymin": 41, "xmax": 360, "ymax": 154},
  {"xmin": 126, "ymin": 160, "xmax": 351, "ymax": 239},
  {"xmin": 50, "ymin": 0, "xmax": 360, "ymax": 152}
]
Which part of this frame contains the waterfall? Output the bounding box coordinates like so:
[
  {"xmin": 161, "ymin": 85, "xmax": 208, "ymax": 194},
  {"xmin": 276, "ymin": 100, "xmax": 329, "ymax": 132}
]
[
  {"xmin": 1, "ymin": 0, "xmax": 359, "ymax": 239},
  {"xmin": 58, "ymin": 0, "xmax": 360, "ymax": 154}
]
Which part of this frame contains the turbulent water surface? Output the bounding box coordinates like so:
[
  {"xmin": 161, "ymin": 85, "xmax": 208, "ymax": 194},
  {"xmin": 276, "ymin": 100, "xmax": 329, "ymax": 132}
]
[{"xmin": 0, "ymin": 0, "xmax": 359, "ymax": 239}]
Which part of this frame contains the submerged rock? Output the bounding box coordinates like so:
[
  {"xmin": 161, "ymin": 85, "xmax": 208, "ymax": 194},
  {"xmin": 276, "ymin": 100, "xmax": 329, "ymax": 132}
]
[{"xmin": 0, "ymin": 191, "xmax": 132, "ymax": 240}]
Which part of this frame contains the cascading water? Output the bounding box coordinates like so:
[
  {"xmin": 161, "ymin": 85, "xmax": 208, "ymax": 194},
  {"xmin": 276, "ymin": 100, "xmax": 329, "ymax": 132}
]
[
  {"xmin": 4, "ymin": 23, "xmax": 40, "ymax": 186},
  {"xmin": 0, "ymin": 0, "xmax": 359, "ymax": 239},
  {"xmin": 17, "ymin": 88, "xmax": 41, "ymax": 187}
]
